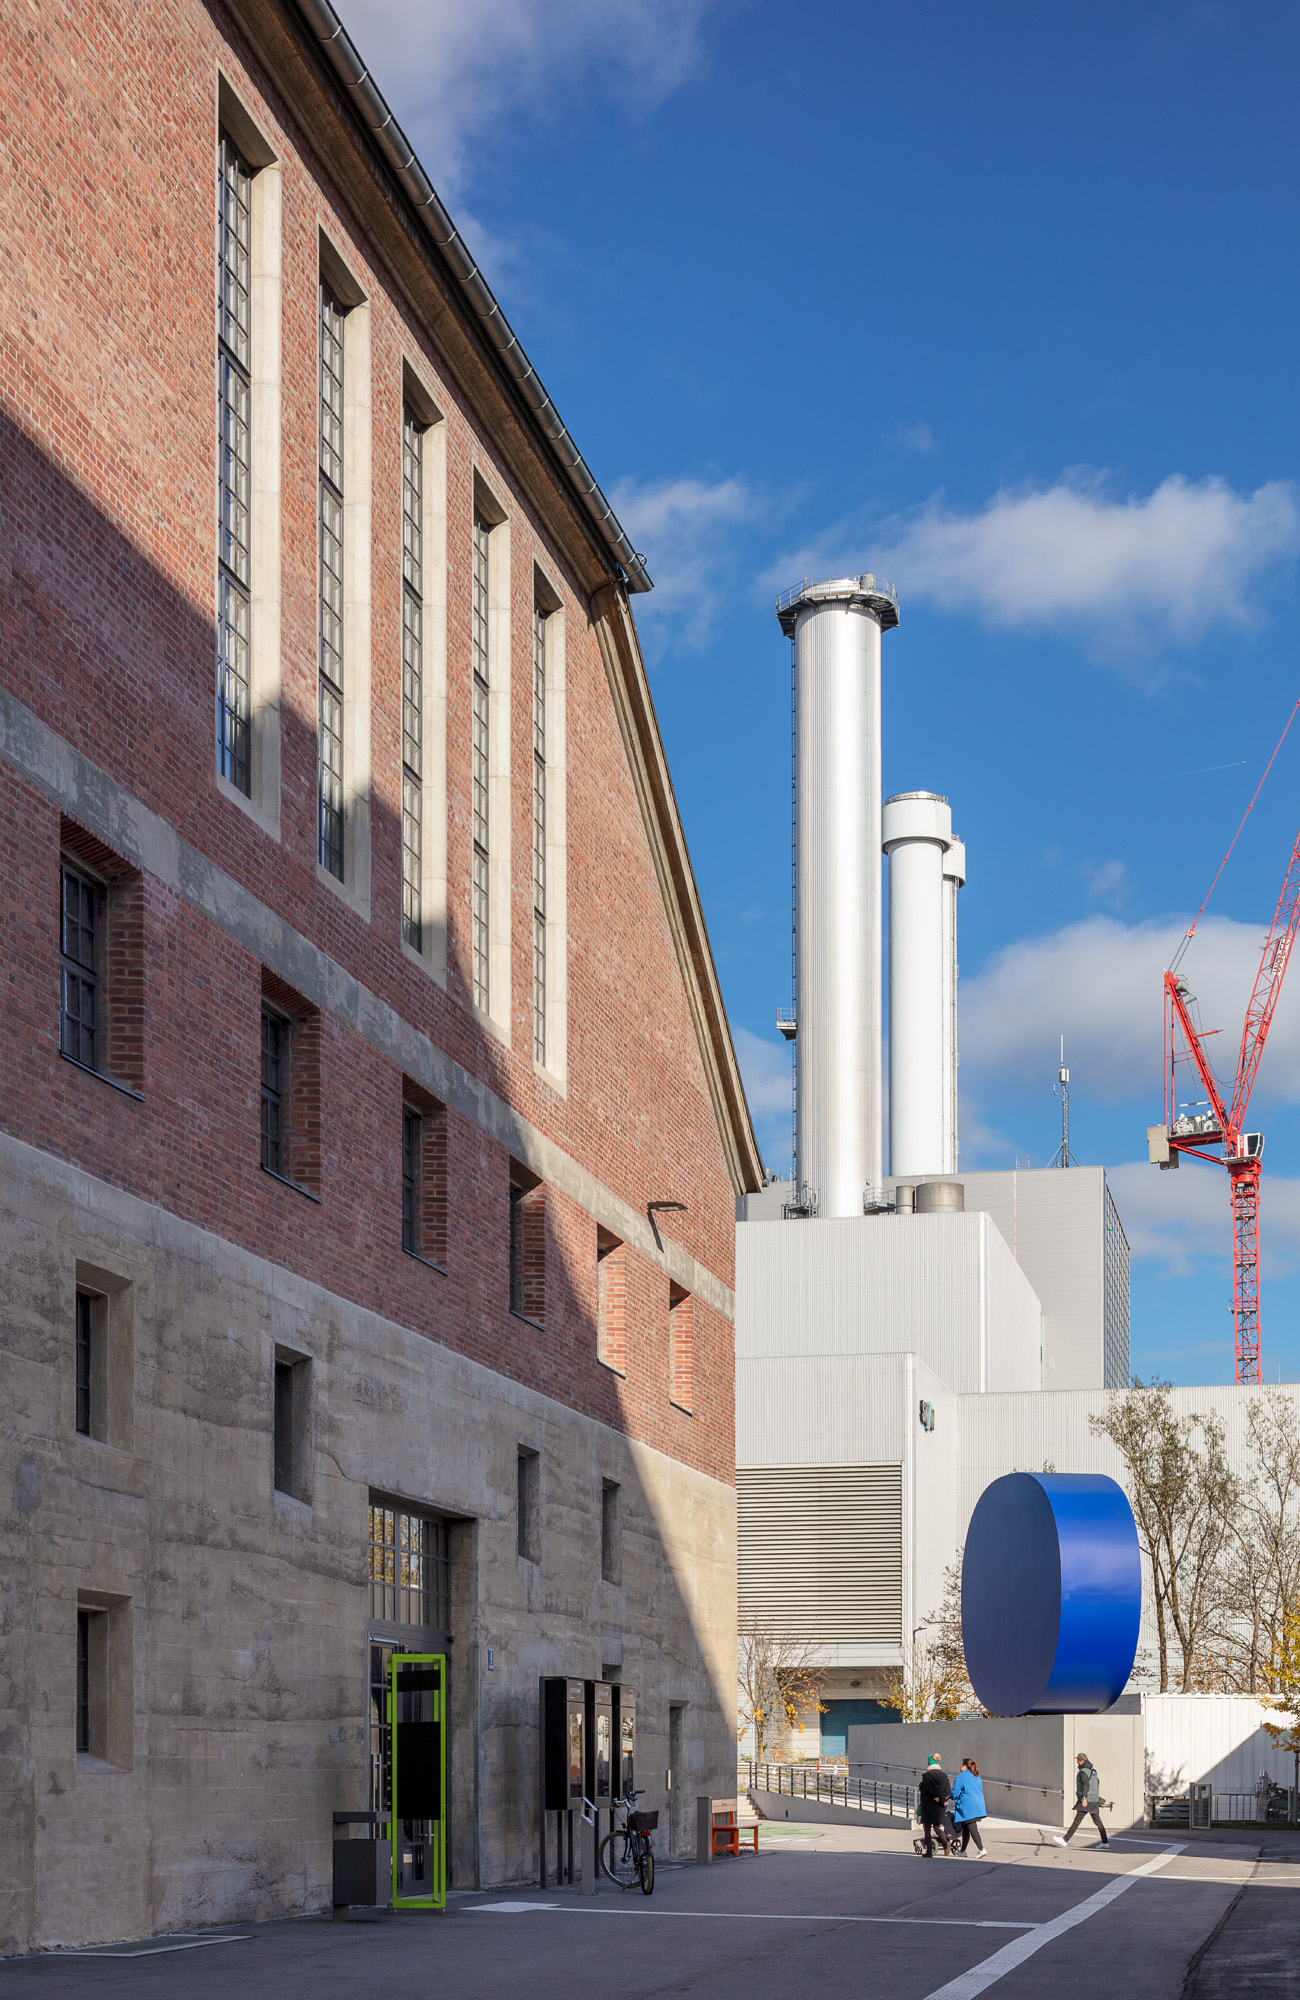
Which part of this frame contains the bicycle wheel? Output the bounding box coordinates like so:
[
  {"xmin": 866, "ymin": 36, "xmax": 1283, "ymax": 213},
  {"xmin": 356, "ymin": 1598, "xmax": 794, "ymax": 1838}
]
[
  {"xmin": 638, "ymin": 1844, "xmax": 655, "ymax": 1895},
  {"xmin": 600, "ymin": 1831, "xmax": 639, "ymax": 1889}
]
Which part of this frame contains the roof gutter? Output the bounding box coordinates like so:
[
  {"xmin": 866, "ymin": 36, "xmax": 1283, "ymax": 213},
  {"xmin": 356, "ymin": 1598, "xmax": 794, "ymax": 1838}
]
[{"xmin": 294, "ymin": 0, "xmax": 652, "ymax": 594}]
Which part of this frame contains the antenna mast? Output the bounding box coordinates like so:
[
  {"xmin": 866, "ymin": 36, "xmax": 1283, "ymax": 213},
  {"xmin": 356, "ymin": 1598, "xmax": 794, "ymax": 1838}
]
[{"xmin": 1051, "ymin": 1037, "xmax": 1078, "ymax": 1169}]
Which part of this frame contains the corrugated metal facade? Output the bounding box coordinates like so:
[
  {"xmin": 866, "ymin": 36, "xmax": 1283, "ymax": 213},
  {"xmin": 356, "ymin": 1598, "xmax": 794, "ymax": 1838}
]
[
  {"xmin": 737, "ymin": 1463, "xmax": 903, "ymax": 1643},
  {"xmin": 736, "ymin": 1212, "xmax": 1041, "ymax": 1395},
  {"xmin": 1103, "ymin": 1182, "xmax": 1131, "ymax": 1389}
]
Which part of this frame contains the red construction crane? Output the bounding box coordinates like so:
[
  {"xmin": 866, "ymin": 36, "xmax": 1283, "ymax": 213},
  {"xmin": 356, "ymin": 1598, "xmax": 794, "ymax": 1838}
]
[{"xmin": 1150, "ymin": 699, "xmax": 1300, "ymax": 1385}]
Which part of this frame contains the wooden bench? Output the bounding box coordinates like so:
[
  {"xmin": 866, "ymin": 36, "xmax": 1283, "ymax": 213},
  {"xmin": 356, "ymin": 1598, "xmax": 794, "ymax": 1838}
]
[{"xmin": 711, "ymin": 1797, "xmax": 760, "ymax": 1857}]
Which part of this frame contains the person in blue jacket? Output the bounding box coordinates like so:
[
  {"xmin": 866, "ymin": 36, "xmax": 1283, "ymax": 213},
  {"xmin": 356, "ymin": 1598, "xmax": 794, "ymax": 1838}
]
[{"xmin": 949, "ymin": 1757, "xmax": 987, "ymax": 1856}]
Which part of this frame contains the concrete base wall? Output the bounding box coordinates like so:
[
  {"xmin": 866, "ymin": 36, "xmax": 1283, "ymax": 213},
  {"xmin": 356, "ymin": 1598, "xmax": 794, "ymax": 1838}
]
[
  {"xmin": 847, "ymin": 1714, "xmax": 1146, "ymax": 1830},
  {"xmin": 0, "ymin": 1135, "xmax": 738, "ymax": 1954},
  {"xmin": 749, "ymin": 1788, "xmax": 909, "ymax": 1830}
]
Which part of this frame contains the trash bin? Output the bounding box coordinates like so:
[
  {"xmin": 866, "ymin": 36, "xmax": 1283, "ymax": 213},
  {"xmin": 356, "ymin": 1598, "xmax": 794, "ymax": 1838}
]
[{"xmin": 333, "ymin": 1811, "xmax": 389, "ymax": 1910}]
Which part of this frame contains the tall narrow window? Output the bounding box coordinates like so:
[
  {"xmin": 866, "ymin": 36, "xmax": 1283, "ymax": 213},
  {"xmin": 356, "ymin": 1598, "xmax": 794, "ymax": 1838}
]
[
  {"xmin": 261, "ymin": 1007, "xmax": 285, "ymax": 1175},
  {"xmin": 401, "ymin": 409, "xmax": 425, "ymax": 950},
  {"xmin": 318, "ymin": 280, "xmax": 346, "ymax": 879},
  {"xmin": 75, "ymin": 1291, "xmax": 94, "ymax": 1437},
  {"xmin": 273, "ymin": 1348, "xmax": 312, "ymax": 1502},
  {"xmin": 596, "ymin": 1231, "xmax": 626, "ymax": 1373},
  {"xmin": 76, "ymin": 1609, "xmax": 91, "ymax": 1754},
  {"xmin": 217, "ymin": 132, "xmax": 253, "ymax": 796},
  {"xmin": 402, "ymin": 1105, "xmax": 421, "ymax": 1254},
  {"xmin": 509, "ymin": 1166, "xmax": 545, "ymax": 1324},
  {"xmin": 471, "ymin": 513, "xmax": 491, "ymax": 1010},
  {"xmin": 517, "ymin": 1447, "xmax": 540, "ymax": 1563},
  {"xmin": 60, "ymin": 863, "xmax": 99, "ymax": 1070},
  {"xmin": 532, "ymin": 604, "xmax": 548, "ymax": 1065}
]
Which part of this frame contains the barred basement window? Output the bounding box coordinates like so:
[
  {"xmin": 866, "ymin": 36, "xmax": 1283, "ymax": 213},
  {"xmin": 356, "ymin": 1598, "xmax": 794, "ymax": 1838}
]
[
  {"xmin": 471, "ymin": 512, "xmax": 491, "ymax": 1009},
  {"xmin": 216, "ymin": 130, "xmax": 253, "ymax": 796},
  {"xmin": 260, "ymin": 1006, "xmax": 286, "ymax": 1175},
  {"xmin": 368, "ymin": 1502, "xmax": 450, "ymax": 1629},
  {"xmin": 401, "ymin": 408, "xmax": 425, "ymax": 950},
  {"xmin": 318, "ymin": 278, "xmax": 346, "ymax": 879},
  {"xmin": 532, "ymin": 602, "xmax": 548, "ymax": 1065},
  {"xmin": 60, "ymin": 863, "xmax": 99, "ymax": 1070}
]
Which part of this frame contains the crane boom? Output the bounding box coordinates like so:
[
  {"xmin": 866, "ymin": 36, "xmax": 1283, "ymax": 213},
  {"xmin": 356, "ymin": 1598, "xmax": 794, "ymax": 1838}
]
[{"xmin": 1231, "ymin": 826, "xmax": 1300, "ymax": 1130}]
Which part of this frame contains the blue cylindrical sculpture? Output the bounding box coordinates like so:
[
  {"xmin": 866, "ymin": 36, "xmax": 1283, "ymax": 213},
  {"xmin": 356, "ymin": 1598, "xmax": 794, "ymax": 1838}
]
[{"xmin": 961, "ymin": 1472, "xmax": 1141, "ymax": 1715}]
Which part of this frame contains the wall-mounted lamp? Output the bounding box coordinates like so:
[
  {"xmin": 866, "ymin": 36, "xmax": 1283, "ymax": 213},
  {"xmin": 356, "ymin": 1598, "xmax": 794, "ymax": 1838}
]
[{"xmin": 647, "ymin": 1199, "xmax": 687, "ymax": 1249}]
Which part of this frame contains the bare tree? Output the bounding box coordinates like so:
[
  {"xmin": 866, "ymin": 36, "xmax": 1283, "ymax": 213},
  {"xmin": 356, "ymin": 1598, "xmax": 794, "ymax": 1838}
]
[
  {"xmin": 1224, "ymin": 1391, "xmax": 1300, "ymax": 1693},
  {"xmin": 737, "ymin": 1613, "xmax": 828, "ymax": 1762},
  {"xmin": 1089, "ymin": 1379, "xmax": 1237, "ymax": 1691}
]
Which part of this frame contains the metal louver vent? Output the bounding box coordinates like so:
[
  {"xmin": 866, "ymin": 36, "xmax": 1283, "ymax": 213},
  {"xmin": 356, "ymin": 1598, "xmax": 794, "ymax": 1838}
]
[{"xmin": 737, "ymin": 1463, "xmax": 902, "ymax": 1643}]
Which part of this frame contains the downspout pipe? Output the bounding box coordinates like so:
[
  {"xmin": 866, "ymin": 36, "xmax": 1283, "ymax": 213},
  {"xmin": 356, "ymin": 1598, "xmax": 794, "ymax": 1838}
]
[{"xmin": 294, "ymin": 0, "xmax": 652, "ymax": 594}]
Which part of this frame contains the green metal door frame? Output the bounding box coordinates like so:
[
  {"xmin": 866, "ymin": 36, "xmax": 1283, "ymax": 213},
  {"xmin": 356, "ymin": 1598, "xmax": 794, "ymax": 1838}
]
[{"xmin": 388, "ymin": 1651, "xmax": 447, "ymax": 1910}]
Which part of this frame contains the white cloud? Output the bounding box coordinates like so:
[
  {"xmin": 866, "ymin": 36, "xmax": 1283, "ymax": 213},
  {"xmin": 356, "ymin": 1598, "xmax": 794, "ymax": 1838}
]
[
  {"xmin": 338, "ymin": 0, "xmax": 715, "ymax": 194},
  {"xmin": 610, "ymin": 473, "xmax": 762, "ymax": 647},
  {"xmin": 876, "ymin": 474, "xmax": 1299, "ymax": 638},
  {"xmin": 1081, "ymin": 858, "xmax": 1129, "ymax": 910},
  {"xmin": 883, "ymin": 421, "xmax": 939, "ymax": 455},
  {"xmin": 1108, "ymin": 1159, "xmax": 1300, "ymax": 1280},
  {"xmin": 960, "ymin": 911, "xmax": 1300, "ymax": 1111},
  {"xmin": 734, "ymin": 1028, "xmax": 792, "ymax": 1166},
  {"xmin": 767, "ymin": 473, "xmax": 1299, "ymax": 648}
]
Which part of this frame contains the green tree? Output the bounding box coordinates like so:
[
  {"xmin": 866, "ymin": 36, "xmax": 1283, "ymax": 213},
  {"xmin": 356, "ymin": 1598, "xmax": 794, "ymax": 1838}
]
[
  {"xmin": 737, "ymin": 1614, "xmax": 827, "ymax": 1763},
  {"xmin": 1263, "ymin": 1601, "xmax": 1300, "ymax": 1823}
]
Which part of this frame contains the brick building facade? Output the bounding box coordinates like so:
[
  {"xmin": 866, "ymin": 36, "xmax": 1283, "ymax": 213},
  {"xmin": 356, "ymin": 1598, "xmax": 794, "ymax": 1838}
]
[{"xmin": 0, "ymin": 0, "xmax": 761, "ymax": 1952}]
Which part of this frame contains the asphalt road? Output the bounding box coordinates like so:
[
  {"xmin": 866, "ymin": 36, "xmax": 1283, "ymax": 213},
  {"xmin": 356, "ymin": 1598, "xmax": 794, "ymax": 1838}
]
[{"xmin": 4, "ymin": 1821, "xmax": 1297, "ymax": 2000}]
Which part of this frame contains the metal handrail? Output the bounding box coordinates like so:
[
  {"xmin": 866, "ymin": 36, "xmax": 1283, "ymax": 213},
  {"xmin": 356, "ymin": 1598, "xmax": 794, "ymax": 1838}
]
[
  {"xmin": 849, "ymin": 1758, "xmax": 1062, "ymax": 1803},
  {"xmin": 775, "ymin": 574, "xmax": 898, "ymax": 615},
  {"xmin": 742, "ymin": 1758, "xmax": 917, "ymax": 1820}
]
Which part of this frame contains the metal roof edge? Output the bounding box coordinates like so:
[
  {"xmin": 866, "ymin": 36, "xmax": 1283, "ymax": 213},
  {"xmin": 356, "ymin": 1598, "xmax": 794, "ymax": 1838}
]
[{"xmin": 290, "ymin": 0, "xmax": 652, "ymax": 594}]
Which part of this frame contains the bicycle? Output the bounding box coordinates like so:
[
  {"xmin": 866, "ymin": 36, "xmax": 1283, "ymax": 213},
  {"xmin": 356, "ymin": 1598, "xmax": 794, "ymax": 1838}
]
[{"xmin": 599, "ymin": 1789, "xmax": 657, "ymax": 1893}]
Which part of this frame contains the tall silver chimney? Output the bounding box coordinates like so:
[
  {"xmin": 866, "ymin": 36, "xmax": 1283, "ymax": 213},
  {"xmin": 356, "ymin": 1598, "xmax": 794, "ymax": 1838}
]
[{"xmin": 777, "ymin": 575, "xmax": 899, "ymax": 1216}]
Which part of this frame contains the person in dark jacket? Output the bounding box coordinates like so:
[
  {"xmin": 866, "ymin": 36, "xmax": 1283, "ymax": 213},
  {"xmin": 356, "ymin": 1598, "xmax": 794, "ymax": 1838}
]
[
  {"xmin": 1054, "ymin": 1753, "xmax": 1109, "ymax": 1846},
  {"xmin": 950, "ymin": 1757, "xmax": 987, "ymax": 1855},
  {"xmin": 914, "ymin": 1754, "xmax": 952, "ymax": 1857}
]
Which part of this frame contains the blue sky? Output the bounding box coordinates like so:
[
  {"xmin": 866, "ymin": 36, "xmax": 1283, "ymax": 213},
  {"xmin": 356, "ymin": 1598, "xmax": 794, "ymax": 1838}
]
[{"xmin": 345, "ymin": 0, "xmax": 1300, "ymax": 1385}]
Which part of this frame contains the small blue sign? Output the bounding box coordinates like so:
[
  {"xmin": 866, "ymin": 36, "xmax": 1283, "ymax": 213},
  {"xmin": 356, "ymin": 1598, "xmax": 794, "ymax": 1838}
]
[{"xmin": 962, "ymin": 1472, "xmax": 1141, "ymax": 1715}]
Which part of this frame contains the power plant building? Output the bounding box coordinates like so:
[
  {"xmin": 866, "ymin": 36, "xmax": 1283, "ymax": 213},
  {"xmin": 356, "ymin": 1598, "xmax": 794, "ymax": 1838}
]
[{"xmin": 738, "ymin": 576, "xmax": 1137, "ymax": 1750}]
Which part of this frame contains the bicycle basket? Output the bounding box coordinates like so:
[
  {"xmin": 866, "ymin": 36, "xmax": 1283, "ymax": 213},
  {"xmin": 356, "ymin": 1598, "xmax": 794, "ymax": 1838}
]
[{"xmin": 628, "ymin": 1810, "xmax": 659, "ymax": 1833}]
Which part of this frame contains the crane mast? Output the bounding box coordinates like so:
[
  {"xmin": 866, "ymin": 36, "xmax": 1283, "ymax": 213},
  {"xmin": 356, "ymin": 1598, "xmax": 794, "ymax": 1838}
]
[{"xmin": 1155, "ymin": 820, "xmax": 1300, "ymax": 1387}]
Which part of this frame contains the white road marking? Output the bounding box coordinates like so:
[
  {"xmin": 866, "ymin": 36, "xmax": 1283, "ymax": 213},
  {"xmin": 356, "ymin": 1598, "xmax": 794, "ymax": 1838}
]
[
  {"xmin": 44, "ymin": 1936, "xmax": 250, "ymax": 1959},
  {"xmin": 471, "ymin": 1904, "xmax": 1033, "ymax": 1930},
  {"xmin": 920, "ymin": 1844, "xmax": 1187, "ymax": 2000}
]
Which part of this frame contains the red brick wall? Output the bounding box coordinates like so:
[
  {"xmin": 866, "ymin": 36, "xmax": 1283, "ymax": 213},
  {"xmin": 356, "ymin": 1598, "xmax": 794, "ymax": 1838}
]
[{"xmin": 0, "ymin": 0, "xmax": 738, "ymax": 1485}]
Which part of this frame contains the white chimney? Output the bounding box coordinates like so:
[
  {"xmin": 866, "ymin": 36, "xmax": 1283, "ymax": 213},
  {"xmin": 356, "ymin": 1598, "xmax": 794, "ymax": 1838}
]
[
  {"xmin": 883, "ymin": 792, "xmax": 951, "ymax": 1178},
  {"xmin": 777, "ymin": 575, "xmax": 899, "ymax": 1215},
  {"xmin": 941, "ymin": 836, "xmax": 965, "ymax": 1174}
]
